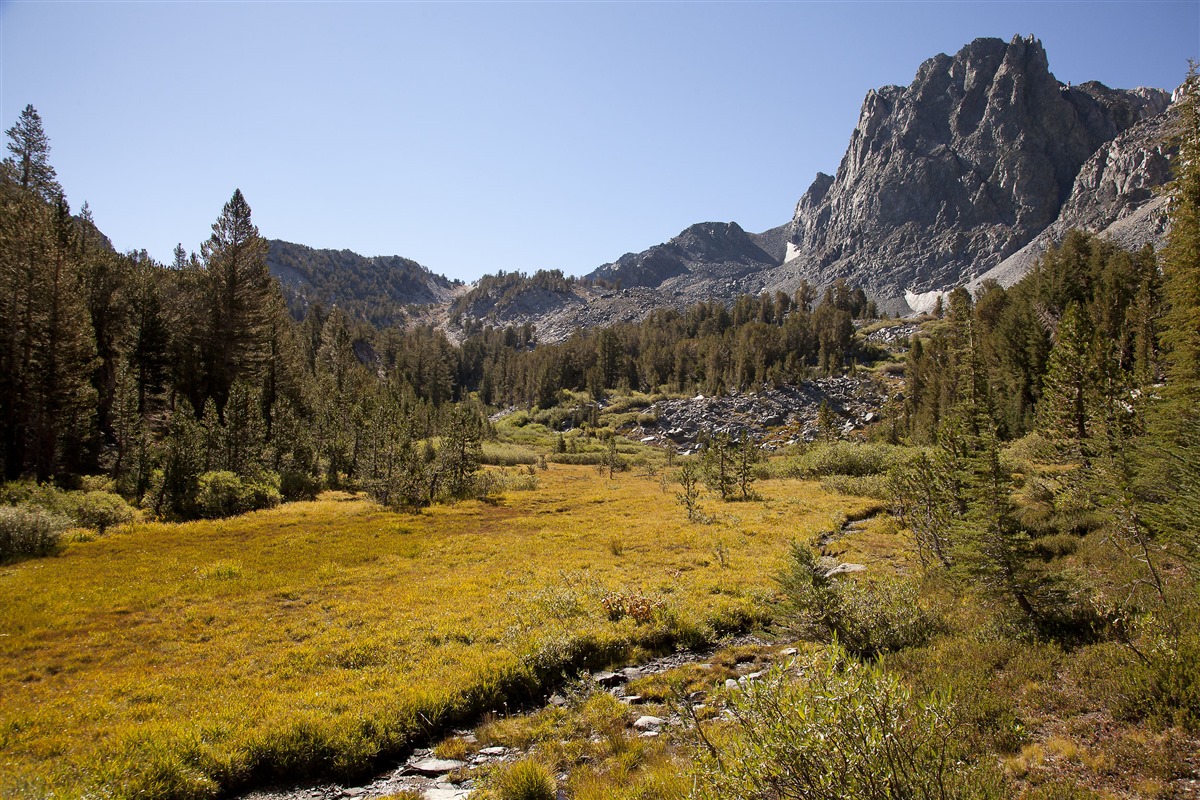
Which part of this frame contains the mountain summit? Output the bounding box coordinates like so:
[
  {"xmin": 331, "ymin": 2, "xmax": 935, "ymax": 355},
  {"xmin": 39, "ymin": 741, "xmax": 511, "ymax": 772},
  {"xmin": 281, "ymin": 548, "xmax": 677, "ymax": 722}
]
[{"xmin": 769, "ymin": 35, "xmax": 1170, "ymax": 310}]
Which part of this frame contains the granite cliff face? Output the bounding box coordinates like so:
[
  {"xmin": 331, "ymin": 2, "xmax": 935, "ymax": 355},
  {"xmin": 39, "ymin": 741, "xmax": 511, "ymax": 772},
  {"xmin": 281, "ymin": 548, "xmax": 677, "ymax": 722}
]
[
  {"xmin": 970, "ymin": 106, "xmax": 1177, "ymax": 292},
  {"xmin": 771, "ymin": 35, "xmax": 1170, "ymax": 310}
]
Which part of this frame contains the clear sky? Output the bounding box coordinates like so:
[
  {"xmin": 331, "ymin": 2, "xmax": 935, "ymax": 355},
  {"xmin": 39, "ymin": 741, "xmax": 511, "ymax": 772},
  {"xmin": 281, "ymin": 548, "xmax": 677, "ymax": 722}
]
[{"xmin": 1, "ymin": 1, "xmax": 1196, "ymax": 282}]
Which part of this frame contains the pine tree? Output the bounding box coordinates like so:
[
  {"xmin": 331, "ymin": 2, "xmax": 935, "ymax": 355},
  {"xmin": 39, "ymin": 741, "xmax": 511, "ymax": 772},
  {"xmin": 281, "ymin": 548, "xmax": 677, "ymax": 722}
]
[
  {"xmin": 956, "ymin": 420, "xmax": 1047, "ymax": 623},
  {"xmin": 675, "ymin": 460, "xmax": 703, "ymax": 522},
  {"xmin": 127, "ymin": 253, "xmax": 171, "ymax": 417},
  {"xmin": 732, "ymin": 435, "xmax": 759, "ymax": 500},
  {"xmin": 436, "ymin": 403, "xmax": 483, "ymax": 501},
  {"xmin": 3, "ymin": 104, "xmax": 61, "ymax": 201},
  {"xmin": 1038, "ymin": 302, "xmax": 1096, "ymax": 448},
  {"xmin": 701, "ymin": 430, "xmax": 735, "ymax": 500},
  {"xmin": 200, "ymin": 189, "xmax": 273, "ymax": 416},
  {"xmin": 0, "ymin": 109, "xmax": 95, "ymax": 478},
  {"xmin": 1158, "ymin": 65, "xmax": 1200, "ymax": 421},
  {"xmin": 1144, "ymin": 64, "xmax": 1200, "ymax": 565}
]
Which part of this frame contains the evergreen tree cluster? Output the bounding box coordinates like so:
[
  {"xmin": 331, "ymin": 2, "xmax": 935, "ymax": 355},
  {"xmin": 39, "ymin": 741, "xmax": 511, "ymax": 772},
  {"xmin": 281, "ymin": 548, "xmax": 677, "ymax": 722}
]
[
  {"xmin": 459, "ymin": 279, "xmax": 874, "ymax": 409},
  {"xmin": 0, "ymin": 106, "xmax": 486, "ymax": 517},
  {"xmin": 890, "ymin": 67, "xmax": 1200, "ymax": 642},
  {"xmin": 0, "ymin": 105, "xmax": 877, "ymax": 519},
  {"xmin": 901, "ymin": 231, "xmax": 1160, "ymax": 444}
]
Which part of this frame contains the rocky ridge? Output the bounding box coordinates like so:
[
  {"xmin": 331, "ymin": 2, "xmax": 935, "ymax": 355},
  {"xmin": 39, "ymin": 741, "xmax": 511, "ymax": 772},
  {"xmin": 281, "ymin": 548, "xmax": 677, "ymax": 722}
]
[
  {"xmin": 272, "ymin": 36, "xmax": 1179, "ymax": 334},
  {"xmin": 587, "ymin": 221, "xmax": 781, "ymax": 291},
  {"xmin": 442, "ymin": 35, "xmax": 1178, "ymax": 332},
  {"xmin": 266, "ymin": 240, "xmax": 462, "ymax": 327},
  {"xmin": 768, "ymin": 35, "xmax": 1171, "ymax": 312},
  {"xmin": 968, "ymin": 104, "xmax": 1177, "ymax": 293}
]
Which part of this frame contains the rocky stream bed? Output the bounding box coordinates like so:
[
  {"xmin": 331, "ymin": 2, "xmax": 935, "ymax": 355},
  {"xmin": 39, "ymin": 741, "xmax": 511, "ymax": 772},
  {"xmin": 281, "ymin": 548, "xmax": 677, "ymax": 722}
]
[{"xmin": 233, "ymin": 633, "xmax": 816, "ymax": 800}]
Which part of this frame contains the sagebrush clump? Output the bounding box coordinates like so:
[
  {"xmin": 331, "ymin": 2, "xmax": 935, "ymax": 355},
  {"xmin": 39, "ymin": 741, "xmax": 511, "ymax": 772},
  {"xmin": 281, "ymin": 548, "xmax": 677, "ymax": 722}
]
[{"xmin": 0, "ymin": 505, "xmax": 69, "ymax": 561}]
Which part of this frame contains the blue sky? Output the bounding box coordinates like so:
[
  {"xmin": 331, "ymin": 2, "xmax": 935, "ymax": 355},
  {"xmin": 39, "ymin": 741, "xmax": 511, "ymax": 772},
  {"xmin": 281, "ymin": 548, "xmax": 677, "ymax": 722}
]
[{"xmin": 2, "ymin": 1, "xmax": 1197, "ymax": 282}]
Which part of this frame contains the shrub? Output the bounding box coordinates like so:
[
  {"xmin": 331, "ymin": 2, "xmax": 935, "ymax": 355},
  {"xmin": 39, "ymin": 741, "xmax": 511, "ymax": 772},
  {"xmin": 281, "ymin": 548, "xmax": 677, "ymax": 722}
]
[
  {"xmin": 690, "ymin": 646, "xmax": 1007, "ymax": 800},
  {"xmin": 0, "ymin": 479, "xmax": 72, "ymax": 515},
  {"xmin": 601, "ymin": 590, "xmax": 663, "ymax": 623},
  {"xmin": 819, "ymin": 473, "xmax": 890, "ymax": 499},
  {"xmin": 69, "ymin": 490, "xmax": 134, "ymax": 534},
  {"xmin": 475, "ymin": 468, "xmax": 540, "ymax": 500},
  {"xmin": 776, "ymin": 441, "xmax": 909, "ymax": 479},
  {"xmin": 1118, "ymin": 619, "xmax": 1200, "ymax": 732},
  {"xmin": 481, "ymin": 441, "xmax": 539, "ymax": 466},
  {"xmin": 0, "ymin": 505, "xmax": 70, "ymax": 561},
  {"xmin": 490, "ymin": 759, "xmax": 556, "ymax": 800},
  {"xmin": 279, "ymin": 470, "xmax": 321, "ymax": 501},
  {"xmin": 196, "ymin": 472, "xmax": 281, "ymax": 519},
  {"xmin": 778, "ymin": 543, "xmax": 939, "ymax": 658},
  {"xmin": 547, "ymin": 452, "xmax": 606, "ymax": 466},
  {"xmin": 1030, "ymin": 533, "xmax": 1080, "ymax": 559}
]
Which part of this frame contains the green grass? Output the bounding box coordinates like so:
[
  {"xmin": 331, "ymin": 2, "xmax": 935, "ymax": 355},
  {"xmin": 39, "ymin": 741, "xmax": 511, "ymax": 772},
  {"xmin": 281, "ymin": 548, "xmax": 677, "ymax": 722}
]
[{"xmin": 0, "ymin": 465, "xmax": 870, "ymax": 798}]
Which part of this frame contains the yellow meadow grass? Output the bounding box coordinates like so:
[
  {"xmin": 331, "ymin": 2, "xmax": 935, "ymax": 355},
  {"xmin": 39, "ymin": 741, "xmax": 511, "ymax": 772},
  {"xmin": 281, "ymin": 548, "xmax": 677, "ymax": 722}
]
[{"xmin": 0, "ymin": 465, "xmax": 869, "ymax": 798}]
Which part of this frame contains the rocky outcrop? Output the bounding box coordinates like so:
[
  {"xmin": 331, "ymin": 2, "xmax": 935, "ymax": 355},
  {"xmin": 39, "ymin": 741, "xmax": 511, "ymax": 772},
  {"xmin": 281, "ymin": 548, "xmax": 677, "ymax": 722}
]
[
  {"xmin": 442, "ymin": 223, "xmax": 790, "ymax": 344},
  {"xmin": 771, "ymin": 35, "xmax": 1170, "ymax": 311},
  {"xmin": 627, "ymin": 377, "xmax": 891, "ymax": 452},
  {"xmin": 587, "ymin": 222, "xmax": 780, "ymax": 290},
  {"xmin": 969, "ymin": 106, "xmax": 1177, "ymax": 290}
]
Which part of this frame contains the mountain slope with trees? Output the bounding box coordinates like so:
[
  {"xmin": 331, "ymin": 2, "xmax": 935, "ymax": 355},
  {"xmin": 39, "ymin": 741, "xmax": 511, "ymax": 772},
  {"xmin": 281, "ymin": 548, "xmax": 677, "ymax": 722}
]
[{"xmin": 266, "ymin": 239, "xmax": 461, "ymax": 328}]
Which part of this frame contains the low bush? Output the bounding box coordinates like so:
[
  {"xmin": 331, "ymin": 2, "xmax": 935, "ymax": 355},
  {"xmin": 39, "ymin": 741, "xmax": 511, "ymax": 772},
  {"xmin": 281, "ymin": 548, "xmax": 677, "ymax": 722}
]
[
  {"xmin": 774, "ymin": 441, "xmax": 910, "ymax": 479},
  {"xmin": 690, "ymin": 645, "xmax": 1008, "ymax": 800},
  {"xmin": 0, "ymin": 479, "xmax": 73, "ymax": 515},
  {"xmin": 69, "ymin": 490, "xmax": 134, "ymax": 534},
  {"xmin": 279, "ymin": 470, "xmax": 321, "ymax": 501},
  {"xmin": 819, "ymin": 473, "xmax": 890, "ymax": 499},
  {"xmin": 600, "ymin": 590, "xmax": 663, "ymax": 623},
  {"xmin": 547, "ymin": 452, "xmax": 606, "ymax": 466},
  {"xmin": 886, "ymin": 636, "xmax": 1034, "ymax": 756},
  {"xmin": 778, "ymin": 543, "xmax": 939, "ymax": 658},
  {"xmin": 1119, "ymin": 620, "xmax": 1200, "ymax": 732},
  {"xmin": 1, "ymin": 480, "xmax": 135, "ymax": 534},
  {"xmin": 1030, "ymin": 532, "xmax": 1080, "ymax": 559},
  {"xmin": 476, "ymin": 468, "xmax": 540, "ymax": 499},
  {"xmin": 196, "ymin": 472, "xmax": 281, "ymax": 519},
  {"xmin": 0, "ymin": 505, "xmax": 70, "ymax": 561},
  {"xmin": 481, "ymin": 441, "xmax": 539, "ymax": 466},
  {"xmin": 490, "ymin": 759, "xmax": 556, "ymax": 800}
]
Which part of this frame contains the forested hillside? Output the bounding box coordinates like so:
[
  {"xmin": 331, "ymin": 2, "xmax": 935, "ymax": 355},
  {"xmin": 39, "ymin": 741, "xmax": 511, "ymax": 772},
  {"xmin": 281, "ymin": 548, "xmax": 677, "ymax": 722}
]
[
  {"xmin": 266, "ymin": 240, "xmax": 460, "ymax": 328},
  {"xmin": 0, "ymin": 104, "xmax": 877, "ymax": 519}
]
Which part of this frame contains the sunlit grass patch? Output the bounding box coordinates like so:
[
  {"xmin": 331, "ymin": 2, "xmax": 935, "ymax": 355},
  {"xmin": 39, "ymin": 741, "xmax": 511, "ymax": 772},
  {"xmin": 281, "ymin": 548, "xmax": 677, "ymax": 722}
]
[{"xmin": 0, "ymin": 464, "xmax": 851, "ymax": 798}]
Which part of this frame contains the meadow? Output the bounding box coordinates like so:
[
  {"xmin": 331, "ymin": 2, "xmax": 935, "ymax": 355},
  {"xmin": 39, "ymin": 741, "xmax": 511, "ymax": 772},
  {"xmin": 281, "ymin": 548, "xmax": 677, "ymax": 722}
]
[{"xmin": 0, "ymin": 463, "xmax": 871, "ymax": 798}]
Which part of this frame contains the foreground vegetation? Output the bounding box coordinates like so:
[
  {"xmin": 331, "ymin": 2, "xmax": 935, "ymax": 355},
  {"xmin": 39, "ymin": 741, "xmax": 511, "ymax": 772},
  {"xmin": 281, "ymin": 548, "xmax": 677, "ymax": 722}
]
[{"xmin": 0, "ymin": 463, "xmax": 875, "ymax": 797}]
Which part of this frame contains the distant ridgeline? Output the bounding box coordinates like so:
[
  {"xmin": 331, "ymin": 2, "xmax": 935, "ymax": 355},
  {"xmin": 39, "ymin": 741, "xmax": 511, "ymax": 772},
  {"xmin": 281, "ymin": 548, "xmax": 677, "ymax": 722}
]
[
  {"xmin": 248, "ymin": 36, "xmax": 1181, "ymax": 334},
  {"xmin": 265, "ymin": 239, "xmax": 460, "ymax": 328}
]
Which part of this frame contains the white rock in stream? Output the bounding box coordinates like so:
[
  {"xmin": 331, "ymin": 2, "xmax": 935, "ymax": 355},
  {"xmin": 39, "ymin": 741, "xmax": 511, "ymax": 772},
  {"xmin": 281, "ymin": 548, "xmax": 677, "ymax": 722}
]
[
  {"xmin": 422, "ymin": 788, "xmax": 472, "ymax": 800},
  {"xmin": 408, "ymin": 757, "xmax": 467, "ymax": 776},
  {"xmin": 633, "ymin": 715, "xmax": 664, "ymax": 730}
]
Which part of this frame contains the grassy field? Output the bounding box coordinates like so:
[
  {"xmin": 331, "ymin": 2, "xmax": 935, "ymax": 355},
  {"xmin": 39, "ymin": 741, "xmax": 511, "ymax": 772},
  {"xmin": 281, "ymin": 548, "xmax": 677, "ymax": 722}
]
[{"xmin": 0, "ymin": 464, "xmax": 871, "ymax": 798}]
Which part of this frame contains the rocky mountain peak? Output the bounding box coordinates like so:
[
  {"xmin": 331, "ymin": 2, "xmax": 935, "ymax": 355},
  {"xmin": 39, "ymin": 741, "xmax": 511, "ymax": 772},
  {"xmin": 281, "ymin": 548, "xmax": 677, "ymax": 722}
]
[
  {"xmin": 670, "ymin": 221, "xmax": 769, "ymax": 262},
  {"xmin": 773, "ymin": 35, "xmax": 1171, "ymax": 311},
  {"xmin": 587, "ymin": 220, "xmax": 778, "ymax": 290}
]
